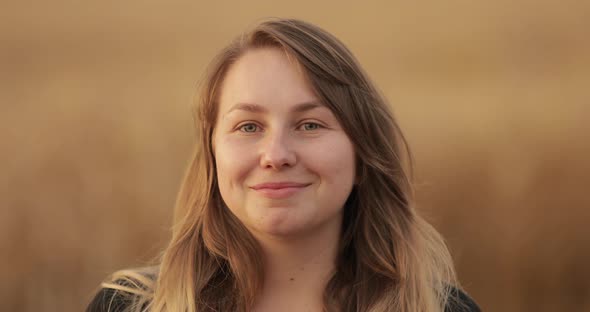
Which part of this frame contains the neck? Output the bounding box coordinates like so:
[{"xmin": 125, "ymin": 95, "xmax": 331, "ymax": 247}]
[
  {"xmin": 250, "ymin": 218, "xmax": 342, "ymax": 311},
  {"xmin": 262, "ymin": 229, "xmax": 340, "ymax": 284}
]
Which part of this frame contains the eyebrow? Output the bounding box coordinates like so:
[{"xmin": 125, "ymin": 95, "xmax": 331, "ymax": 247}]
[{"xmin": 224, "ymin": 101, "xmax": 325, "ymax": 118}]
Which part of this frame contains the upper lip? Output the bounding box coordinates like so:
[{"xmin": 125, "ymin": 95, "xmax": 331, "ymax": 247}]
[{"xmin": 251, "ymin": 182, "xmax": 311, "ymax": 190}]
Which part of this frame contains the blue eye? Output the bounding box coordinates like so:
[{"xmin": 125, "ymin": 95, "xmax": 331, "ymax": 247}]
[
  {"xmin": 236, "ymin": 122, "xmax": 323, "ymax": 133},
  {"xmin": 299, "ymin": 122, "xmax": 321, "ymax": 131},
  {"xmin": 239, "ymin": 123, "xmax": 259, "ymax": 133}
]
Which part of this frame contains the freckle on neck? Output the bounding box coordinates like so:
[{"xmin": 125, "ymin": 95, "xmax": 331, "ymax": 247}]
[{"xmin": 289, "ymin": 277, "xmax": 295, "ymax": 281}]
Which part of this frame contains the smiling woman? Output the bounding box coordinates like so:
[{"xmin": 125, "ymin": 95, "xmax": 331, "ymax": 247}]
[
  {"xmin": 87, "ymin": 18, "xmax": 480, "ymax": 312},
  {"xmin": 212, "ymin": 48, "xmax": 356, "ymax": 240}
]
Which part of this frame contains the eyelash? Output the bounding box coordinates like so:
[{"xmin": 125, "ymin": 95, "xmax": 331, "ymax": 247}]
[{"xmin": 236, "ymin": 121, "xmax": 324, "ymax": 133}]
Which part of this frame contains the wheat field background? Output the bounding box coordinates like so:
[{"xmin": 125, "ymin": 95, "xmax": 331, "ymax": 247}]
[{"xmin": 1, "ymin": 1, "xmax": 589, "ymax": 311}]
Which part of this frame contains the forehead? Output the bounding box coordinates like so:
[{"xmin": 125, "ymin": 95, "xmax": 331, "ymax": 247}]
[{"xmin": 218, "ymin": 48, "xmax": 321, "ymax": 116}]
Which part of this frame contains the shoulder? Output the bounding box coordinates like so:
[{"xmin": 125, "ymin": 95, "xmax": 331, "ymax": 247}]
[
  {"xmin": 444, "ymin": 286, "xmax": 481, "ymax": 312},
  {"xmin": 86, "ymin": 267, "xmax": 157, "ymax": 312},
  {"xmin": 86, "ymin": 285, "xmax": 136, "ymax": 312}
]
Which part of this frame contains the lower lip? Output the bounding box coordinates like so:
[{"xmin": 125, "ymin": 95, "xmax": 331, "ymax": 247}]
[{"xmin": 253, "ymin": 186, "xmax": 307, "ymax": 199}]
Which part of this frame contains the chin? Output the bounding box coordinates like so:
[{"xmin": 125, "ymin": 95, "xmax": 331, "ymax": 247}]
[{"xmin": 245, "ymin": 207, "xmax": 312, "ymax": 238}]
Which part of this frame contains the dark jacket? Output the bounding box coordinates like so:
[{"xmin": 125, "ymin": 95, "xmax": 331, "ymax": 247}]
[{"xmin": 87, "ymin": 282, "xmax": 480, "ymax": 312}]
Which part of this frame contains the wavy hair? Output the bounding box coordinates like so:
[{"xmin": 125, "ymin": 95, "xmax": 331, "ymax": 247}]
[{"xmin": 99, "ymin": 18, "xmax": 459, "ymax": 312}]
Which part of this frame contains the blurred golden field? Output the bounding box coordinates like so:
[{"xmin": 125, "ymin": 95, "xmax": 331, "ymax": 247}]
[{"xmin": 1, "ymin": 1, "xmax": 589, "ymax": 311}]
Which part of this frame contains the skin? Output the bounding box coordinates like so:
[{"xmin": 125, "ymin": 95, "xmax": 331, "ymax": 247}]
[{"xmin": 212, "ymin": 47, "xmax": 357, "ymax": 311}]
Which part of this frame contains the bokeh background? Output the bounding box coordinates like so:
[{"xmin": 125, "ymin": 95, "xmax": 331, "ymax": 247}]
[{"xmin": 1, "ymin": 1, "xmax": 589, "ymax": 311}]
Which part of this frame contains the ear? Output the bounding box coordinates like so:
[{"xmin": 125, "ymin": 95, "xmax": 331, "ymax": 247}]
[
  {"xmin": 210, "ymin": 128, "xmax": 216, "ymax": 155},
  {"xmin": 354, "ymin": 157, "xmax": 362, "ymax": 186}
]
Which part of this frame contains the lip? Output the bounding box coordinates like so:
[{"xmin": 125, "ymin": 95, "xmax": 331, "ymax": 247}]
[
  {"xmin": 251, "ymin": 182, "xmax": 310, "ymax": 190},
  {"xmin": 250, "ymin": 182, "xmax": 311, "ymax": 199}
]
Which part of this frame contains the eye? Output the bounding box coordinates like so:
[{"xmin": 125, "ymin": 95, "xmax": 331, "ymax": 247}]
[
  {"xmin": 238, "ymin": 123, "xmax": 259, "ymax": 133},
  {"xmin": 236, "ymin": 121, "xmax": 324, "ymax": 133},
  {"xmin": 298, "ymin": 122, "xmax": 323, "ymax": 131}
]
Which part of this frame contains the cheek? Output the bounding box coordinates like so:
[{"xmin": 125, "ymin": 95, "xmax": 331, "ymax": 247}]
[
  {"xmin": 214, "ymin": 137, "xmax": 255, "ymax": 189},
  {"xmin": 309, "ymin": 136, "xmax": 356, "ymax": 181}
]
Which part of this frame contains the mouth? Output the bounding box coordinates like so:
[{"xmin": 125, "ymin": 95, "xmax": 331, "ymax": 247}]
[{"xmin": 250, "ymin": 181, "xmax": 312, "ymax": 199}]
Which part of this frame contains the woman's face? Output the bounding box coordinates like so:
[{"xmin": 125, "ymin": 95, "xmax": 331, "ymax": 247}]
[{"xmin": 212, "ymin": 48, "xmax": 356, "ymax": 238}]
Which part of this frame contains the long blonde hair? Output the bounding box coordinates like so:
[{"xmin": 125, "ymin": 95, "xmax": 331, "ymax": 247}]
[{"xmin": 100, "ymin": 18, "xmax": 460, "ymax": 312}]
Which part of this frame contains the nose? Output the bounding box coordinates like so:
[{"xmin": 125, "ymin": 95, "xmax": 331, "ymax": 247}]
[{"xmin": 259, "ymin": 130, "xmax": 296, "ymax": 170}]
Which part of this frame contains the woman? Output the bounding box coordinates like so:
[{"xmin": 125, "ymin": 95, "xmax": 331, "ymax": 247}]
[{"xmin": 87, "ymin": 18, "xmax": 480, "ymax": 312}]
